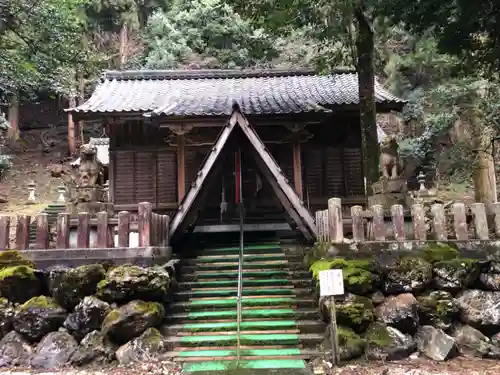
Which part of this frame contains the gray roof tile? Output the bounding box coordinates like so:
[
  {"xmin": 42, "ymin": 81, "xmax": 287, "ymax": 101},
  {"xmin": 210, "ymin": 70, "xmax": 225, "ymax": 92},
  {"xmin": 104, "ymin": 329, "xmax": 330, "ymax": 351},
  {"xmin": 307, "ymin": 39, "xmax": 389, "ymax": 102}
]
[{"xmin": 70, "ymin": 69, "xmax": 404, "ymax": 117}]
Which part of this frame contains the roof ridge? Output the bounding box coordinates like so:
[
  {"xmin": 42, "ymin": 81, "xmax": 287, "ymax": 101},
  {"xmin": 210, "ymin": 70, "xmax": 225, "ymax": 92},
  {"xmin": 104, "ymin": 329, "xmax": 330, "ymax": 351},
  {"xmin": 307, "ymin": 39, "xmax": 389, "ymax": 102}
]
[{"xmin": 101, "ymin": 68, "xmax": 356, "ymax": 81}]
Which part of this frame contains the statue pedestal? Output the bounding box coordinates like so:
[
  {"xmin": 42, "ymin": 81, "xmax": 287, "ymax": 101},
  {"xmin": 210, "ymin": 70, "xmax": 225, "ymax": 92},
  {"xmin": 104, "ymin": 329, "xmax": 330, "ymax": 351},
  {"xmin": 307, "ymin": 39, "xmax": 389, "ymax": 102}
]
[
  {"xmin": 369, "ymin": 178, "xmax": 409, "ymax": 210},
  {"xmin": 68, "ymin": 186, "xmax": 113, "ymax": 217}
]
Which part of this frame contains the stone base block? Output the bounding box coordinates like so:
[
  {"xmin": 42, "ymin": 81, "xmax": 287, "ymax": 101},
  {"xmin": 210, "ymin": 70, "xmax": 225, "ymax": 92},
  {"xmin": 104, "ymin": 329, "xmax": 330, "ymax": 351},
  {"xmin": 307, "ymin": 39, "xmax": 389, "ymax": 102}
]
[
  {"xmin": 372, "ymin": 178, "xmax": 407, "ymax": 194},
  {"xmin": 368, "ymin": 193, "xmax": 408, "ymax": 210}
]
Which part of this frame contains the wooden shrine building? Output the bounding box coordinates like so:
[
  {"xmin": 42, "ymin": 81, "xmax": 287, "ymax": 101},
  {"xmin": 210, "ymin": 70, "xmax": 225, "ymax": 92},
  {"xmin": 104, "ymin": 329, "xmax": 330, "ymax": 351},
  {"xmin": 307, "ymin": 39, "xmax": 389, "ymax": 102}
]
[{"xmin": 68, "ymin": 69, "xmax": 404, "ymax": 241}]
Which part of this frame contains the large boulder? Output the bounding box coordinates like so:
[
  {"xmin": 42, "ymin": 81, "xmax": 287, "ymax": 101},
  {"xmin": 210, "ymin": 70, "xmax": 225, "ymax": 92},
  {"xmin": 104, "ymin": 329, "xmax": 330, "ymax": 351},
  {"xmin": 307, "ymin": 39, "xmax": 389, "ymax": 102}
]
[
  {"xmin": 456, "ymin": 290, "xmax": 500, "ymax": 333},
  {"xmin": 479, "ymin": 262, "xmax": 500, "ymax": 291},
  {"xmin": 64, "ymin": 296, "xmax": 110, "ymax": 341},
  {"xmin": 415, "ymin": 325, "xmax": 457, "ymax": 361},
  {"xmin": 116, "ymin": 327, "xmax": 164, "ymax": 365},
  {"xmin": 320, "ymin": 326, "xmax": 365, "ymax": 361},
  {"xmin": 48, "ymin": 264, "xmax": 106, "ymax": 309},
  {"xmin": 364, "ymin": 322, "xmax": 416, "ymax": 361},
  {"xmin": 384, "ymin": 257, "xmax": 432, "ymax": 295},
  {"xmin": 0, "ymin": 298, "xmax": 14, "ymax": 340},
  {"xmin": 31, "ymin": 331, "xmax": 78, "ymax": 369},
  {"xmin": 417, "ymin": 291, "xmax": 460, "ymax": 331},
  {"xmin": 70, "ymin": 330, "xmax": 117, "ymax": 366},
  {"xmin": 375, "ymin": 293, "xmax": 419, "ymax": 334},
  {"xmin": 96, "ymin": 265, "xmax": 170, "ymax": 304},
  {"xmin": 0, "ymin": 265, "xmax": 40, "ymax": 303},
  {"xmin": 433, "ymin": 259, "xmax": 481, "ymax": 292},
  {"xmin": 0, "ymin": 331, "xmax": 33, "ymax": 367},
  {"xmin": 325, "ymin": 294, "xmax": 374, "ymax": 333},
  {"xmin": 13, "ymin": 296, "xmax": 67, "ymax": 342},
  {"xmin": 0, "ymin": 251, "xmax": 34, "ymax": 270},
  {"xmin": 101, "ymin": 300, "xmax": 165, "ymax": 344},
  {"xmin": 451, "ymin": 324, "xmax": 500, "ymax": 359}
]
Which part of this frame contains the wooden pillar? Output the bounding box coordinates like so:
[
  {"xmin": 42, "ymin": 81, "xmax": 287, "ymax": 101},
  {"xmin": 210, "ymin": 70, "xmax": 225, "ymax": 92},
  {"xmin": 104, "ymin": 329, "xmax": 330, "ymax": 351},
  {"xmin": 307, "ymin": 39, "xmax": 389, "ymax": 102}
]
[
  {"xmin": 68, "ymin": 97, "xmax": 76, "ymax": 155},
  {"xmin": 292, "ymin": 140, "xmax": 303, "ymax": 199},
  {"xmin": 7, "ymin": 92, "xmax": 19, "ymax": 139},
  {"xmin": 177, "ymin": 134, "xmax": 186, "ymax": 203}
]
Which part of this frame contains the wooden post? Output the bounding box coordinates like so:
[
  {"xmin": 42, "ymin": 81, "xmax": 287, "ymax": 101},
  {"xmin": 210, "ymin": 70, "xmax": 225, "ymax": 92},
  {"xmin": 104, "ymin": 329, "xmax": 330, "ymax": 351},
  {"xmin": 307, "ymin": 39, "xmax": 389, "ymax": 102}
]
[
  {"xmin": 0, "ymin": 216, "xmax": 10, "ymax": 250},
  {"xmin": 16, "ymin": 215, "xmax": 30, "ymax": 250},
  {"xmin": 431, "ymin": 203, "xmax": 447, "ymax": 241},
  {"xmin": 292, "ymin": 141, "xmax": 303, "ymax": 199},
  {"xmin": 452, "ymin": 202, "xmax": 469, "ymax": 240},
  {"xmin": 351, "ymin": 205, "xmax": 364, "ymax": 242},
  {"xmin": 163, "ymin": 215, "xmax": 170, "ymax": 246},
  {"xmin": 411, "ymin": 204, "xmax": 427, "ymax": 241},
  {"xmin": 35, "ymin": 213, "xmax": 49, "ymax": 249},
  {"xmin": 328, "ymin": 198, "xmax": 343, "ymax": 243},
  {"xmin": 371, "ymin": 205, "xmax": 385, "ymax": 241},
  {"xmin": 138, "ymin": 202, "xmax": 152, "ymax": 247},
  {"xmin": 77, "ymin": 212, "xmax": 90, "ymax": 248},
  {"xmin": 490, "ymin": 202, "xmax": 500, "ymax": 238},
  {"xmin": 391, "ymin": 204, "xmax": 405, "ymax": 241},
  {"xmin": 68, "ymin": 97, "xmax": 76, "ymax": 155},
  {"xmin": 315, "ymin": 211, "xmax": 321, "ymax": 241},
  {"xmin": 177, "ymin": 134, "xmax": 186, "ymax": 203},
  {"xmin": 7, "ymin": 92, "xmax": 19, "ymax": 139},
  {"xmin": 471, "ymin": 203, "xmax": 489, "ymax": 240},
  {"xmin": 96, "ymin": 211, "xmax": 109, "ymax": 248},
  {"xmin": 151, "ymin": 213, "xmax": 159, "ymax": 247},
  {"xmin": 56, "ymin": 213, "xmax": 70, "ymax": 249},
  {"xmin": 322, "ymin": 209, "xmax": 329, "ymax": 242},
  {"xmin": 118, "ymin": 211, "xmax": 130, "ymax": 248}
]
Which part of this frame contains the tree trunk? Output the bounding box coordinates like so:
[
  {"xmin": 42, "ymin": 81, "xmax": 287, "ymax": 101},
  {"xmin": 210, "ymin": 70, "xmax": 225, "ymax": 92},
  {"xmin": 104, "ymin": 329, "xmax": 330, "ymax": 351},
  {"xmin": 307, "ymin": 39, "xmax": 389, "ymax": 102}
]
[
  {"xmin": 68, "ymin": 96, "xmax": 76, "ymax": 155},
  {"xmin": 7, "ymin": 92, "xmax": 19, "ymax": 139},
  {"xmin": 472, "ymin": 120, "xmax": 497, "ymax": 206},
  {"xmin": 354, "ymin": 7, "xmax": 379, "ymax": 195},
  {"xmin": 78, "ymin": 74, "xmax": 85, "ymax": 145},
  {"xmin": 118, "ymin": 23, "xmax": 128, "ymax": 69}
]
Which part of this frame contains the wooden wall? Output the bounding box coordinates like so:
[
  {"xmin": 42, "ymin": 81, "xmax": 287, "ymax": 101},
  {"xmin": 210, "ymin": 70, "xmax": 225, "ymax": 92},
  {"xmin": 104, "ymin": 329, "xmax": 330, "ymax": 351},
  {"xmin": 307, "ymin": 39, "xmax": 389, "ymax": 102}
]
[{"xmin": 109, "ymin": 114, "xmax": 365, "ymax": 219}]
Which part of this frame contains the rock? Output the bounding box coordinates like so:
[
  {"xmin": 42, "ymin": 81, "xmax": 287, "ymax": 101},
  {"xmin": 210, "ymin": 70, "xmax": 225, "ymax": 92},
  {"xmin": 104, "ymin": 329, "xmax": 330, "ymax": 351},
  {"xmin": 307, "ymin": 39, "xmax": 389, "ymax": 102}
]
[
  {"xmin": 320, "ymin": 326, "xmax": 365, "ymax": 361},
  {"xmin": 31, "ymin": 331, "xmax": 78, "ymax": 369},
  {"xmin": 70, "ymin": 330, "xmax": 116, "ymax": 366},
  {"xmin": 365, "ymin": 322, "xmax": 416, "ymax": 360},
  {"xmin": 415, "ymin": 325, "xmax": 457, "ymax": 361},
  {"xmin": 451, "ymin": 324, "xmax": 500, "ymax": 359},
  {"xmin": 116, "ymin": 327, "xmax": 164, "ymax": 365},
  {"xmin": 326, "ymin": 294, "xmax": 374, "ymax": 333},
  {"xmin": 375, "ymin": 293, "xmax": 419, "ymax": 334},
  {"xmin": 161, "ymin": 259, "xmax": 181, "ymax": 279},
  {"xmin": 492, "ymin": 332, "xmax": 500, "ymax": 346},
  {"xmin": 64, "ymin": 296, "xmax": 110, "ymax": 341},
  {"xmin": 0, "ymin": 251, "xmax": 34, "ymax": 270},
  {"xmin": 48, "ymin": 264, "xmax": 106, "ymax": 309},
  {"xmin": 0, "ymin": 265, "xmax": 40, "ymax": 303},
  {"xmin": 456, "ymin": 290, "xmax": 500, "ymax": 332},
  {"xmin": 101, "ymin": 300, "xmax": 165, "ymax": 344},
  {"xmin": 433, "ymin": 259, "xmax": 480, "ymax": 292},
  {"xmin": 479, "ymin": 262, "xmax": 500, "ymax": 291},
  {"xmin": 370, "ymin": 291, "xmax": 385, "ymax": 306},
  {"xmin": 0, "ymin": 298, "xmax": 14, "ymax": 339},
  {"xmin": 417, "ymin": 291, "xmax": 460, "ymax": 331},
  {"xmin": 13, "ymin": 296, "xmax": 67, "ymax": 342},
  {"xmin": 0, "ymin": 331, "xmax": 33, "ymax": 367},
  {"xmin": 96, "ymin": 265, "xmax": 170, "ymax": 304},
  {"xmin": 384, "ymin": 257, "xmax": 432, "ymax": 294},
  {"xmin": 422, "ymin": 242, "xmax": 460, "ymax": 263}
]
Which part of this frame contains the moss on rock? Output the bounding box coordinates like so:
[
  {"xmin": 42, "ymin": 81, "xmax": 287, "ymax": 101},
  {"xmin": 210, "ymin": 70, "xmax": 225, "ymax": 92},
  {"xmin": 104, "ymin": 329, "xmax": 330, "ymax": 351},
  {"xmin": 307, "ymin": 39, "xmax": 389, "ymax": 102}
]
[
  {"xmin": 422, "ymin": 242, "xmax": 459, "ymax": 263},
  {"xmin": 336, "ymin": 294, "xmax": 375, "ymax": 333},
  {"xmin": 0, "ymin": 251, "xmax": 33, "ymax": 270},
  {"xmin": 303, "ymin": 242, "xmax": 330, "ymax": 267},
  {"xmin": 0, "ymin": 265, "xmax": 40, "ymax": 303},
  {"xmin": 417, "ymin": 291, "xmax": 459, "ymax": 330},
  {"xmin": 364, "ymin": 322, "xmax": 416, "ymax": 360},
  {"xmin": 384, "ymin": 257, "xmax": 432, "ymax": 294},
  {"xmin": 433, "ymin": 258, "xmax": 480, "ymax": 292},
  {"xmin": 19, "ymin": 296, "xmax": 60, "ymax": 310}
]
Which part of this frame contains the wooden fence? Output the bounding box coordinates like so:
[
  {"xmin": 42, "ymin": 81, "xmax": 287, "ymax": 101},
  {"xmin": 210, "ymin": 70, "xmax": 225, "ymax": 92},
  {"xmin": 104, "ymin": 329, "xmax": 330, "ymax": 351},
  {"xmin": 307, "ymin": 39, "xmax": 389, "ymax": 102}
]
[
  {"xmin": 315, "ymin": 198, "xmax": 497, "ymax": 243},
  {"xmin": 0, "ymin": 202, "xmax": 169, "ymax": 250}
]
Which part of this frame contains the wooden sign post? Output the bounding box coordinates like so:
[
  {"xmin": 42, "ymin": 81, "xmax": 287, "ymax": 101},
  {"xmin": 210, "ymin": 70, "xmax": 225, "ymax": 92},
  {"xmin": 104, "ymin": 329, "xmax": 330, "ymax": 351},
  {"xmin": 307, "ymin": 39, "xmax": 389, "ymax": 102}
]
[{"xmin": 319, "ymin": 269, "xmax": 344, "ymax": 366}]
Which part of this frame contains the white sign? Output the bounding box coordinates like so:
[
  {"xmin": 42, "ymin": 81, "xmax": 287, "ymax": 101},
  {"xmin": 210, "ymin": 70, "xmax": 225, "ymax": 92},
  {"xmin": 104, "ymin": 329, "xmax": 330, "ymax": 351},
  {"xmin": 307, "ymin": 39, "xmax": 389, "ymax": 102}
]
[{"xmin": 319, "ymin": 269, "xmax": 344, "ymax": 297}]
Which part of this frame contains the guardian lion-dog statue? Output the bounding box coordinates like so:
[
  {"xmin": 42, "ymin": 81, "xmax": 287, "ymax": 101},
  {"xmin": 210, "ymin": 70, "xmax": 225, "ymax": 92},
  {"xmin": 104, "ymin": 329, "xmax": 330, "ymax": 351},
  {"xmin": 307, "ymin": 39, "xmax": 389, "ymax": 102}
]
[{"xmin": 379, "ymin": 135, "xmax": 404, "ymax": 179}]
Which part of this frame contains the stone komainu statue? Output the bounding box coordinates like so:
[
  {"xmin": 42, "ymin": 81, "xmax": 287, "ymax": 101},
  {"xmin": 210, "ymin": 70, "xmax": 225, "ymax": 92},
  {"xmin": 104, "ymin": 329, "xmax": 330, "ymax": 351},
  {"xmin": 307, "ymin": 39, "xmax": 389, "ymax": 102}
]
[
  {"xmin": 71, "ymin": 143, "xmax": 104, "ymax": 203},
  {"xmin": 379, "ymin": 135, "xmax": 404, "ymax": 179}
]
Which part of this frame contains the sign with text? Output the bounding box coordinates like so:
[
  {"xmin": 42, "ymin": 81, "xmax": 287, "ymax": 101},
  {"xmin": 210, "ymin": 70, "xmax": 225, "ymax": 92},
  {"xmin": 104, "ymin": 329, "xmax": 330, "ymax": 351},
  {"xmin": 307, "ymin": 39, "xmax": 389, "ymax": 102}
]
[{"xmin": 319, "ymin": 269, "xmax": 344, "ymax": 297}]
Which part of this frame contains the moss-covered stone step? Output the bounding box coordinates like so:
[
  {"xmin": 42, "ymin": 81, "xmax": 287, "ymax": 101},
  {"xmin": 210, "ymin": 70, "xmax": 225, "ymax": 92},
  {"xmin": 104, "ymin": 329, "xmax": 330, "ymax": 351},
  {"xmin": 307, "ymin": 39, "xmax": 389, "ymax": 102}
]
[
  {"xmin": 202, "ymin": 243, "xmax": 282, "ymax": 255},
  {"xmin": 163, "ymin": 320, "xmax": 325, "ymax": 336},
  {"xmin": 181, "ymin": 269, "xmax": 311, "ymax": 281},
  {"xmin": 184, "ymin": 260, "xmax": 297, "ymax": 272},
  {"xmin": 169, "ymin": 348, "xmax": 322, "ymax": 362},
  {"xmin": 169, "ymin": 297, "xmax": 316, "ymax": 313},
  {"xmin": 173, "ymin": 287, "xmax": 315, "ymax": 300},
  {"xmin": 181, "ymin": 359, "xmax": 308, "ymax": 372},
  {"xmin": 179, "ymin": 278, "xmax": 314, "ymax": 290},
  {"xmin": 165, "ymin": 308, "xmax": 320, "ymax": 323},
  {"xmin": 165, "ymin": 333, "xmax": 322, "ymax": 348},
  {"xmin": 191, "ymin": 253, "xmax": 288, "ymax": 264}
]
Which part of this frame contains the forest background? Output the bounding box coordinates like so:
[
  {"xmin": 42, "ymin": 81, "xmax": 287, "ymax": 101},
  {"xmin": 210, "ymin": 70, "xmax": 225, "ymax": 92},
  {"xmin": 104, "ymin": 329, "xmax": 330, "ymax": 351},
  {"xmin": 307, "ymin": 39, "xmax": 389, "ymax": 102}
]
[{"xmin": 1, "ymin": 0, "xmax": 500, "ymax": 203}]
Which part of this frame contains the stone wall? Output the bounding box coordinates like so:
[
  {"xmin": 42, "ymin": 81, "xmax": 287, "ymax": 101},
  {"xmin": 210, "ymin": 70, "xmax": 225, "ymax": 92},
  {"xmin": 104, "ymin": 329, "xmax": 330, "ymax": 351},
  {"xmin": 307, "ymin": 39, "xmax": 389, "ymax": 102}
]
[
  {"xmin": 0, "ymin": 251, "xmax": 179, "ymax": 369},
  {"xmin": 307, "ymin": 241, "xmax": 500, "ymax": 363}
]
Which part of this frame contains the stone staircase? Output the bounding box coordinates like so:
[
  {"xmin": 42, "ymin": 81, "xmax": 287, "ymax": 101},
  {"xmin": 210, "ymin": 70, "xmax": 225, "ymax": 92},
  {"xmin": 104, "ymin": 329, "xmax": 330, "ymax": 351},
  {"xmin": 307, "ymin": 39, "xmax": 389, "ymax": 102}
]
[
  {"xmin": 162, "ymin": 242, "xmax": 325, "ymax": 372},
  {"xmin": 29, "ymin": 203, "xmax": 66, "ymax": 244}
]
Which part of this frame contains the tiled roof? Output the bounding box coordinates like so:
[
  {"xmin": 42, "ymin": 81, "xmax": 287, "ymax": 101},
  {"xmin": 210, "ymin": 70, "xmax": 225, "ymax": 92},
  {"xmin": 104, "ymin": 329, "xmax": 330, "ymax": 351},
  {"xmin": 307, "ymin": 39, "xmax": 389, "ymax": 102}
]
[{"xmin": 69, "ymin": 69, "xmax": 405, "ymax": 117}]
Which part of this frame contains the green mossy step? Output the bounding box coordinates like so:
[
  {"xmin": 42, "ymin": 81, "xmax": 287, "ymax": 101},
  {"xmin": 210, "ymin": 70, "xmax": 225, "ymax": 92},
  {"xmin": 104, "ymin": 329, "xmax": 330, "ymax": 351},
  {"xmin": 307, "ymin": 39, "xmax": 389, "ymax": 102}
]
[
  {"xmin": 179, "ymin": 279, "xmax": 314, "ymax": 290},
  {"xmin": 173, "ymin": 287, "xmax": 315, "ymax": 300},
  {"xmin": 181, "ymin": 359, "xmax": 307, "ymax": 372},
  {"xmin": 188, "ymin": 260, "xmax": 293, "ymax": 271},
  {"xmin": 169, "ymin": 297, "xmax": 316, "ymax": 312},
  {"xmin": 166, "ymin": 333, "xmax": 304, "ymax": 347},
  {"xmin": 182, "ymin": 270, "xmax": 311, "ymax": 280},
  {"xmin": 202, "ymin": 243, "xmax": 282, "ymax": 255},
  {"xmin": 194, "ymin": 253, "xmax": 287, "ymax": 263}
]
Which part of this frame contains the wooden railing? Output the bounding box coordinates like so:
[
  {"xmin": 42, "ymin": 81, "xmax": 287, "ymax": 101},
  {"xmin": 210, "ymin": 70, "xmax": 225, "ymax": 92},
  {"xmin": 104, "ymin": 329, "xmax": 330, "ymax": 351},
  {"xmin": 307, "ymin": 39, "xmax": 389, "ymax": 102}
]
[
  {"xmin": 315, "ymin": 197, "xmax": 497, "ymax": 243},
  {"xmin": 0, "ymin": 202, "xmax": 170, "ymax": 250}
]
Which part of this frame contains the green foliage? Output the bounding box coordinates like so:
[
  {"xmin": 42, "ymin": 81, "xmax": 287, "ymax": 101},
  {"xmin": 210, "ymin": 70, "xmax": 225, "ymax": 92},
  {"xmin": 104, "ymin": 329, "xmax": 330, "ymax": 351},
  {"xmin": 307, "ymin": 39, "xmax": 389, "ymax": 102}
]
[
  {"xmin": 421, "ymin": 242, "xmax": 459, "ymax": 263},
  {"xmin": 142, "ymin": 0, "xmax": 279, "ymax": 69}
]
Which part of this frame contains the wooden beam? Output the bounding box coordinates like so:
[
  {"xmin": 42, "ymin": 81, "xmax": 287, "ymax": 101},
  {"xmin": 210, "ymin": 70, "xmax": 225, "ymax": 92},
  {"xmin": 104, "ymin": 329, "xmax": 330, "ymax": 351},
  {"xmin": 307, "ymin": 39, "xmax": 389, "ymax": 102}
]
[
  {"xmin": 177, "ymin": 133, "xmax": 186, "ymax": 202},
  {"xmin": 292, "ymin": 140, "xmax": 303, "ymax": 199}
]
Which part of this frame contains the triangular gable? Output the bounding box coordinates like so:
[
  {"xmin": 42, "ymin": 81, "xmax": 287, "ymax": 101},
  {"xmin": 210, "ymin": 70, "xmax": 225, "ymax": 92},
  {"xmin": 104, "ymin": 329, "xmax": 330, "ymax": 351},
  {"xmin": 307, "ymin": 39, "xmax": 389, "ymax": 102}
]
[{"xmin": 169, "ymin": 105, "xmax": 318, "ymax": 242}]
